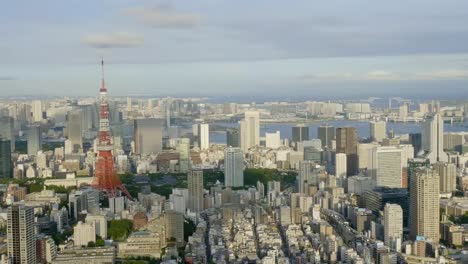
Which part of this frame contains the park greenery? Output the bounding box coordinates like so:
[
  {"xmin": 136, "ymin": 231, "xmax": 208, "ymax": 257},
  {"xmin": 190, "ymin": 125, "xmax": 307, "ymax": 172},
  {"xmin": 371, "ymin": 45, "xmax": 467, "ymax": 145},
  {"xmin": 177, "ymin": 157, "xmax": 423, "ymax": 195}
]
[
  {"xmin": 0, "ymin": 177, "xmax": 75, "ymax": 200},
  {"xmin": 243, "ymin": 168, "xmax": 297, "ymax": 188},
  {"xmin": 118, "ymin": 168, "xmax": 297, "ymax": 199},
  {"xmin": 52, "ymin": 228, "xmax": 73, "ymax": 245},
  {"xmin": 87, "ymin": 235, "xmax": 105, "ymax": 247},
  {"xmin": 108, "ymin": 219, "xmax": 133, "ymax": 241},
  {"xmin": 449, "ymin": 212, "xmax": 468, "ymax": 225}
]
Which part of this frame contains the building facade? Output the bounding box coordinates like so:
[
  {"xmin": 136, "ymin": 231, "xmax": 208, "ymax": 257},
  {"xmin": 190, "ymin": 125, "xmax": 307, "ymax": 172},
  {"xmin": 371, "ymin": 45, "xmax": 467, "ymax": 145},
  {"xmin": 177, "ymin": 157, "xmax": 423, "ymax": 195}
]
[
  {"xmin": 224, "ymin": 147, "xmax": 244, "ymax": 187},
  {"xmin": 410, "ymin": 168, "xmax": 440, "ymax": 242},
  {"xmin": 7, "ymin": 205, "xmax": 36, "ymax": 264}
]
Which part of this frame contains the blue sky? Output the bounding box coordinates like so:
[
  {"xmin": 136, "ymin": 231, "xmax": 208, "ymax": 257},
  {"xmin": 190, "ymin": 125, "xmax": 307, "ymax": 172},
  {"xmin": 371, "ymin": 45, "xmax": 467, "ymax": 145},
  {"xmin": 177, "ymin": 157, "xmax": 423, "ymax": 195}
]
[{"xmin": 1, "ymin": 0, "xmax": 468, "ymax": 98}]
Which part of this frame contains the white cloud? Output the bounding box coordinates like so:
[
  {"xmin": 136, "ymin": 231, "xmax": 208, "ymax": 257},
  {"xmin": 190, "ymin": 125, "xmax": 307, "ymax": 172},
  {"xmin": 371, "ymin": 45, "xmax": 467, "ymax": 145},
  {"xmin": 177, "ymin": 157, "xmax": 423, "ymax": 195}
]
[
  {"xmin": 83, "ymin": 32, "xmax": 143, "ymax": 49},
  {"xmin": 125, "ymin": 6, "xmax": 201, "ymax": 28},
  {"xmin": 423, "ymin": 70, "xmax": 468, "ymax": 79},
  {"xmin": 366, "ymin": 70, "xmax": 398, "ymax": 79}
]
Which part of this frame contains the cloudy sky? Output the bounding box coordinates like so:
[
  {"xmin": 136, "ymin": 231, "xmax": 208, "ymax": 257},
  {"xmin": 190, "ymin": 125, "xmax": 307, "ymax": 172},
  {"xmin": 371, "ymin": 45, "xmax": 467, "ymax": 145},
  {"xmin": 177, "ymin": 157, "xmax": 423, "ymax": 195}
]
[{"xmin": 1, "ymin": 0, "xmax": 468, "ymax": 99}]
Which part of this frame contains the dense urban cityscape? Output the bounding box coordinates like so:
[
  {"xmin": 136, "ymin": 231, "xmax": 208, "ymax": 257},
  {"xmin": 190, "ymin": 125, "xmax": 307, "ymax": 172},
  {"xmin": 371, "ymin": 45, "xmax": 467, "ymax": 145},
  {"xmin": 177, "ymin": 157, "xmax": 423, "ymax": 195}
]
[
  {"xmin": 1, "ymin": 70, "xmax": 468, "ymax": 263},
  {"xmin": 2, "ymin": 1, "xmax": 468, "ymax": 264}
]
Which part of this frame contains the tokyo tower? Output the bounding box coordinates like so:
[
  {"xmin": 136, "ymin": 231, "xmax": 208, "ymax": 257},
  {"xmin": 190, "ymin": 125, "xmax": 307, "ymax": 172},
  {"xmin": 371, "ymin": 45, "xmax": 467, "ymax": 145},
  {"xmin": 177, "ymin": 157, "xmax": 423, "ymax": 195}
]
[{"xmin": 92, "ymin": 59, "xmax": 132, "ymax": 199}]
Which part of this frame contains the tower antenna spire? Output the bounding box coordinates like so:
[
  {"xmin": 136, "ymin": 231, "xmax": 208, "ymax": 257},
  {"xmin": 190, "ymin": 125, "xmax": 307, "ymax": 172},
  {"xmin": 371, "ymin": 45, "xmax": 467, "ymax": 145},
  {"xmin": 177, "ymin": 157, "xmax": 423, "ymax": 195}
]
[{"xmin": 100, "ymin": 58, "xmax": 106, "ymax": 93}]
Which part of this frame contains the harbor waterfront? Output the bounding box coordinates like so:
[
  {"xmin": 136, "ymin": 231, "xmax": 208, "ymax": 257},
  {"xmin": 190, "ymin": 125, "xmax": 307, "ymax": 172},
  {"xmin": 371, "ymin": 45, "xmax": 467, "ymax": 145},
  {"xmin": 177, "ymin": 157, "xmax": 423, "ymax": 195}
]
[{"xmin": 210, "ymin": 120, "xmax": 468, "ymax": 144}]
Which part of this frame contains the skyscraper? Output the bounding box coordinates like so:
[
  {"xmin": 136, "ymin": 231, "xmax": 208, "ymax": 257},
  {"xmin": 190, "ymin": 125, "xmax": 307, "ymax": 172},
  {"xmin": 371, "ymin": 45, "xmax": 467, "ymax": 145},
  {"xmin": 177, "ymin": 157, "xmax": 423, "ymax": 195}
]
[
  {"xmin": 410, "ymin": 168, "xmax": 439, "ymax": 242},
  {"xmin": 0, "ymin": 116, "xmax": 15, "ymax": 151},
  {"xmin": 336, "ymin": 127, "xmax": 358, "ymax": 176},
  {"xmin": 164, "ymin": 210, "xmax": 184, "ymax": 246},
  {"xmin": 188, "ymin": 170, "xmax": 204, "ymax": 213},
  {"xmin": 370, "ymin": 147, "xmax": 404, "ymax": 188},
  {"xmin": 335, "ymin": 153, "xmax": 347, "ymax": 178},
  {"xmin": 0, "ymin": 137, "xmax": 12, "ymax": 178},
  {"xmin": 224, "ymin": 147, "xmax": 244, "ymax": 187},
  {"xmin": 226, "ymin": 128, "xmax": 239, "ymax": 147},
  {"xmin": 433, "ymin": 162, "xmax": 456, "ymax": 194},
  {"xmin": 369, "ymin": 121, "xmax": 386, "ymax": 143},
  {"xmin": 298, "ymin": 160, "xmax": 315, "ymax": 193},
  {"xmin": 239, "ymin": 111, "xmax": 260, "ymax": 152},
  {"xmin": 31, "ymin": 100, "xmax": 43, "ymax": 122},
  {"xmin": 318, "ymin": 124, "xmax": 335, "ymax": 149},
  {"xmin": 133, "ymin": 118, "xmax": 163, "ymax": 155},
  {"xmin": 27, "ymin": 125, "xmax": 42, "ymax": 156},
  {"xmin": 409, "ymin": 133, "xmax": 422, "ymax": 156},
  {"xmin": 177, "ymin": 138, "xmax": 190, "ymax": 172},
  {"xmin": 421, "ymin": 113, "xmax": 448, "ymax": 163},
  {"xmin": 384, "ymin": 203, "xmax": 403, "ymax": 252},
  {"xmin": 292, "ymin": 124, "xmax": 309, "ymax": 142},
  {"xmin": 303, "ymin": 146, "xmax": 322, "ymax": 163},
  {"xmin": 67, "ymin": 109, "xmax": 83, "ymax": 153},
  {"xmin": 265, "ymin": 131, "xmax": 281, "ymax": 149},
  {"xmin": 126, "ymin": 97, "xmax": 132, "ymax": 111},
  {"xmin": 7, "ymin": 204, "xmax": 36, "ymax": 264},
  {"xmin": 198, "ymin": 123, "xmax": 210, "ymax": 150}
]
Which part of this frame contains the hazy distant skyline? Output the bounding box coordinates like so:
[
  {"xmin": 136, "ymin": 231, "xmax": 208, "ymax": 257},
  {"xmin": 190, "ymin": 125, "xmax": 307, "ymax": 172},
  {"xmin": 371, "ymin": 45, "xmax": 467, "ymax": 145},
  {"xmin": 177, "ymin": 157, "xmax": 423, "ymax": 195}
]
[{"xmin": 1, "ymin": 0, "xmax": 468, "ymax": 97}]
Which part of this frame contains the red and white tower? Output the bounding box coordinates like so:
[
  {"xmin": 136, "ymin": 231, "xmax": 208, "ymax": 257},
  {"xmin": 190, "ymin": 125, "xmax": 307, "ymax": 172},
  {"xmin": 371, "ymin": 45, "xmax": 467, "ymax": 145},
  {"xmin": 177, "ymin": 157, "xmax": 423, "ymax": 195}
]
[{"xmin": 92, "ymin": 59, "xmax": 131, "ymax": 198}]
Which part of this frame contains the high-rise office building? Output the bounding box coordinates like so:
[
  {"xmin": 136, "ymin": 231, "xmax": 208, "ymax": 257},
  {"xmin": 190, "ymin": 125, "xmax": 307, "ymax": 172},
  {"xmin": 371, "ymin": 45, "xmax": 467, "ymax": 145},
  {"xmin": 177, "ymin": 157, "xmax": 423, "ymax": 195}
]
[
  {"xmin": 303, "ymin": 146, "xmax": 322, "ymax": 163},
  {"xmin": 407, "ymin": 158, "xmax": 430, "ymax": 189},
  {"xmin": 410, "ymin": 168, "xmax": 439, "ymax": 242},
  {"xmin": 335, "ymin": 153, "xmax": 347, "ymax": 178},
  {"xmin": 298, "ymin": 160, "xmax": 315, "ymax": 193},
  {"xmin": 409, "ymin": 133, "xmax": 422, "ymax": 156},
  {"xmin": 292, "ymin": 124, "xmax": 309, "ymax": 142},
  {"xmin": 198, "ymin": 123, "xmax": 210, "ymax": 150},
  {"xmin": 177, "ymin": 138, "xmax": 190, "ymax": 172},
  {"xmin": 0, "ymin": 116, "xmax": 15, "ymax": 151},
  {"xmin": 226, "ymin": 128, "xmax": 239, "ymax": 147},
  {"xmin": 188, "ymin": 170, "xmax": 204, "ymax": 213},
  {"xmin": 126, "ymin": 97, "xmax": 132, "ymax": 111},
  {"xmin": 318, "ymin": 124, "xmax": 335, "ymax": 149},
  {"xmin": 239, "ymin": 111, "xmax": 260, "ymax": 152},
  {"xmin": 79, "ymin": 104, "xmax": 95, "ymax": 130},
  {"xmin": 0, "ymin": 137, "xmax": 12, "ymax": 178},
  {"xmin": 336, "ymin": 127, "xmax": 358, "ymax": 175},
  {"xmin": 265, "ymin": 131, "xmax": 281, "ymax": 149},
  {"xmin": 27, "ymin": 125, "xmax": 42, "ymax": 156},
  {"xmin": 443, "ymin": 133, "xmax": 465, "ymax": 152},
  {"xmin": 31, "ymin": 100, "xmax": 43, "ymax": 122},
  {"xmin": 133, "ymin": 119, "xmax": 163, "ymax": 155},
  {"xmin": 67, "ymin": 109, "xmax": 83, "ymax": 153},
  {"xmin": 370, "ymin": 147, "xmax": 404, "ymax": 188},
  {"xmin": 421, "ymin": 113, "xmax": 448, "ymax": 163},
  {"xmin": 224, "ymin": 147, "xmax": 244, "ymax": 187},
  {"xmin": 384, "ymin": 204, "xmax": 403, "ymax": 252},
  {"xmin": 399, "ymin": 103, "xmax": 409, "ymax": 119},
  {"xmin": 363, "ymin": 188, "xmax": 409, "ymax": 227},
  {"xmin": 164, "ymin": 210, "xmax": 184, "ymax": 246},
  {"xmin": 370, "ymin": 121, "xmax": 386, "ymax": 143},
  {"xmin": 7, "ymin": 204, "xmax": 36, "ymax": 264},
  {"xmin": 433, "ymin": 162, "xmax": 456, "ymax": 194}
]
